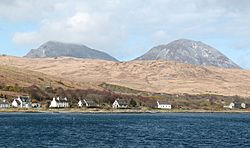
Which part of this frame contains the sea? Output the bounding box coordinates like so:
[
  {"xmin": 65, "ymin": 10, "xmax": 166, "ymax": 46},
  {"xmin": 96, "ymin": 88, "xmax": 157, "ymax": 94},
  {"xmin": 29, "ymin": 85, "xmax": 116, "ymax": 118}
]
[{"xmin": 0, "ymin": 113, "xmax": 249, "ymax": 147}]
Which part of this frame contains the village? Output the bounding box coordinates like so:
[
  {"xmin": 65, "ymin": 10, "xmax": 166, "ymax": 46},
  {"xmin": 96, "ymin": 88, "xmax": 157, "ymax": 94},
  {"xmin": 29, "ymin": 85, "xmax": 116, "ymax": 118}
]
[
  {"xmin": 0, "ymin": 95, "xmax": 172, "ymax": 110},
  {"xmin": 0, "ymin": 95, "xmax": 250, "ymax": 112}
]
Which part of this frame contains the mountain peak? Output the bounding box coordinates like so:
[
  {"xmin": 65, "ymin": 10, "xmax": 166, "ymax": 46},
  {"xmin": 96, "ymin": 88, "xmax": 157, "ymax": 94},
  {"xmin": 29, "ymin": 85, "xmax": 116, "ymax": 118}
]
[
  {"xmin": 171, "ymin": 38, "xmax": 196, "ymax": 42},
  {"xmin": 41, "ymin": 40, "xmax": 83, "ymax": 46},
  {"xmin": 135, "ymin": 39, "xmax": 241, "ymax": 69},
  {"xmin": 165, "ymin": 39, "xmax": 206, "ymax": 47},
  {"xmin": 25, "ymin": 41, "xmax": 118, "ymax": 61}
]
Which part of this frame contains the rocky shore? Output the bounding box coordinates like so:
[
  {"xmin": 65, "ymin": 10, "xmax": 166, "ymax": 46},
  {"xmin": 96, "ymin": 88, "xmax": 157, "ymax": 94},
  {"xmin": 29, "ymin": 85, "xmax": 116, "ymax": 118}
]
[{"xmin": 0, "ymin": 108, "xmax": 249, "ymax": 113}]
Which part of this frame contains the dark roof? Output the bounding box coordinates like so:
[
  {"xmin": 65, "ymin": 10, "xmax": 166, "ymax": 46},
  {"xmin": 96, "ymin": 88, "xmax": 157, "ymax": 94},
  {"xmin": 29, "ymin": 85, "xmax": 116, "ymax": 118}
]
[
  {"xmin": 55, "ymin": 97, "xmax": 68, "ymax": 103},
  {"xmin": 0, "ymin": 98, "xmax": 9, "ymax": 104},
  {"xmin": 0, "ymin": 98, "xmax": 6, "ymax": 101},
  {"xmin": 57, "ymin": 100, "xmax": 68, "ymax": 103},
  {"xmin": 116, "ymin": 99, "xmax": 128, "ymax": 106},
  {"xmin": 15, "ymin": 99, "xmax": 21, "ymax": 105},
  {"xmin": 19, "ymin": 96, "xmax": 31, "ymax": 102},
  {"xmin": 84, "ymin": 99, "xmax": 97, "ymax": 106},
  {"xmin": 233, "ymin": 102, "xmax": 242, "ymax": 105},
  {"xmin": 157, "ymin": 101, "xmax": 170, "ymax": 105}
]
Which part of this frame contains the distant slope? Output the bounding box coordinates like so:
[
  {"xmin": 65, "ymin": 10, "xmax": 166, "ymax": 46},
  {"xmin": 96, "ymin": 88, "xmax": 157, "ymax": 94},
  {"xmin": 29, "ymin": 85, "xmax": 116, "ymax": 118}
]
[
  {"xmin": 0, "ymin": 62, "xmax": 97, "ymax": 90},
  {"xmin": 135, "ymin": 39, "xmax": 240, "ymax": 69},
  {"xmin": 25, "ymin": 41, "xmax": 118, "ymax": 61},
  {"xmin": 1, "ymin": 56, "xmax": 250, "ymax": 97}
]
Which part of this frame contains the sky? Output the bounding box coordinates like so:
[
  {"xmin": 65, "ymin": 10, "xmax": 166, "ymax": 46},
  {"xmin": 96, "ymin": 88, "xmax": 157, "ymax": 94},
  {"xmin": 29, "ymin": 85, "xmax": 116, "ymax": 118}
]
[{"xmin": 0, "ymin": 0, "xmax": 250, "ymax": 69}]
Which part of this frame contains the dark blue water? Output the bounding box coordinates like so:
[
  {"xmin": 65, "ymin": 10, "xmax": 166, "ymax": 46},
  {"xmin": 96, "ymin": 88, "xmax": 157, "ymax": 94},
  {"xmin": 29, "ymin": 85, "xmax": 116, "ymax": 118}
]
[{"xmin": 0, "ymin": 113, "xmax": 250, "ymax": 147}]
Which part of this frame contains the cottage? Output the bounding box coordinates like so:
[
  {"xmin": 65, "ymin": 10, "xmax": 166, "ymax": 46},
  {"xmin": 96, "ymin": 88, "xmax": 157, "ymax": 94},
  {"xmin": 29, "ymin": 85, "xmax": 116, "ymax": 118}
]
[
  {"xmin": 12, "ymin": 96, "xmax": 31, "ymax": 108},
  {"xmin": 78, "ymin": 100, "xmax": 82, "ymax": 107},
  {"xmin": 223, "ymin": 102, "xmax": 234, "ymax": 109},
  {"xmin": 112, "ymin": 99, "xmax": 129, "ymax": 109},
  {"xmin": 241, "ymin": 103, "xmax": 246, "ymax": 109},
  {"xmin": 49, "ymin": 97, "xmax": 69, "ymax": 108},
  {"xmin": 32, "ymin": 103, "xmax": 41, "ymax": 108},
  {"xmin": 0, "ymin": 98, "xmax": 10, "ymax": 108},
  {"xmin": 224, "ymin": 102, "xmax": 245, "ymax": 109},
  {"xmin": 157, "ymin": 101, "xmax": 171, "ymax": 109},
  {"xmin": 78, "ymin": 99, "xmax": 98, "ymax": 108},
  {"xmin": 246, "ymin": 102, "xmax": 250, "ymax": 110},
  {"xmin": 234, "ymin": 102, "xmax": 245, "ymax": 109}
]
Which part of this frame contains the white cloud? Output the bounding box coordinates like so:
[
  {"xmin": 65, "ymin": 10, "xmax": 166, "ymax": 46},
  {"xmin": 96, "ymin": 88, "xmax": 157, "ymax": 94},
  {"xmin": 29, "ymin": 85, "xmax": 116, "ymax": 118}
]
[
  {"xmin": 13, "ymin": 32, "xmax": 38, "ymax": 45},
  {"xmin": 13, "ymin": 10, "xmax": 127, "ymax": 53},
  {"xmin": 0, "ymin": 0, "xmax": 249, "ymax": 63},
  {"xmin": 152, "ymin": 30, "xmax": 169, "ymax": 45}
]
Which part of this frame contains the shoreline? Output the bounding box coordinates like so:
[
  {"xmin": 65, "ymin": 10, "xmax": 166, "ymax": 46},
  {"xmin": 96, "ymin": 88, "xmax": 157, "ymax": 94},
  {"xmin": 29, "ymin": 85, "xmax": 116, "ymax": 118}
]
[{"xmin": 0, "ymin": 108, "xmax": 250, "ymax": 113}]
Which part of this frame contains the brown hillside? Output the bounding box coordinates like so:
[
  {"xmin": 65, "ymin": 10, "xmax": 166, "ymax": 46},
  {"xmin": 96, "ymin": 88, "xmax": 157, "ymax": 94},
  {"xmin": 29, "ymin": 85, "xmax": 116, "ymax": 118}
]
[
  {"xmin": 0, "ymin": 62, "xmax": 98, "ymax": 90},
  {"xmin": 0, "ymin": 56, "xmax": 250, "ymax": 97}
]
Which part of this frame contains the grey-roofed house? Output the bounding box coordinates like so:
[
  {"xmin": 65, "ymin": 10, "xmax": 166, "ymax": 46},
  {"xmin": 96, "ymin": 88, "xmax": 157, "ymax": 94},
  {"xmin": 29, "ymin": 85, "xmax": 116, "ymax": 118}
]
[
  {"xmin": 78, "ymin": 99, "xmax": 98, "ymax": 108},
  {"xmin": 112, "ymin": 99, "xmax": 129, "ymax": 109},
  {"xmin": 234, "ymin": 102, "xmax": 243, "ymax": 109},
  {"xmin": 157, "ymin": 101, "xmax": 172, "ymax": 109},
  {"xmin": 224, "ymin": 102, "xmax": 245, "ymax": 109},
  {"xmin": 12, "ymin": 96, "xmax": 32, "ymax": 108},
  {"xmin": 0, "ymin": 97, "xmax": 10, "ymax": 108},
  {"xmin": 49, "ymin": 97, "xmax": 69, "ymax": 108}
]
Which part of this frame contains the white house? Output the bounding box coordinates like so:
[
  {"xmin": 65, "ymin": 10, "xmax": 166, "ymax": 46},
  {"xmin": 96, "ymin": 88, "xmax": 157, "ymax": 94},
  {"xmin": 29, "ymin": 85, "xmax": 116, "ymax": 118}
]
[
  {"xmin": 223, "ymin": 102, "xmax": 235, "ymax": 109},
  {"xmin": 112, "ymin": 99, "xmax": 128, "ymax": 109},
  {"xmin": 241, "ymin": 103, "xmax": 246, "ymax": 109},
  {"xmin": 78, "ymin": 100, "xmax": 83, "ymax": 107},
  {"xmin": 32, "ymin": 103, "xmax": 41, "ymax": 108},
  {"xmin": 12, "ymin": 96, "xmax": 31, "ymax": 108},
  {"xmin": 0, "ymin": 97, "xmax": 10, "ymax": 108},
  {"xmin": 157, "ymin": 101, "xmax": 171, "ymax": 109},
  {"xmin": 224, "ymin": 102, "xmax": 245, "ymax": 109},
  {"xmin": 78, "ymin": 99, "xmax": 98, "ymax": 108},
  {"xmin": 49, "ymin": 97, "xmax": 69, "ymax": 108}
]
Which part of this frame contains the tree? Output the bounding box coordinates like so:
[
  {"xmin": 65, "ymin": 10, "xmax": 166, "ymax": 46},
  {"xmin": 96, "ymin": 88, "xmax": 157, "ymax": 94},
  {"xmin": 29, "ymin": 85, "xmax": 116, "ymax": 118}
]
[{"xmin": 129, "ymin": 98, "xmax": 137, "ymax": 107}]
